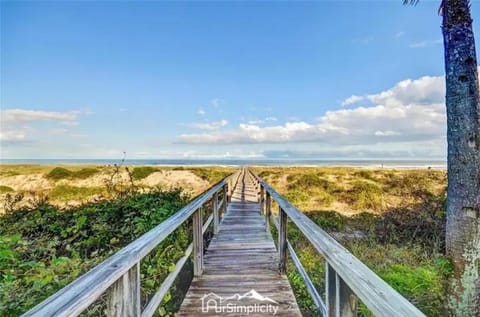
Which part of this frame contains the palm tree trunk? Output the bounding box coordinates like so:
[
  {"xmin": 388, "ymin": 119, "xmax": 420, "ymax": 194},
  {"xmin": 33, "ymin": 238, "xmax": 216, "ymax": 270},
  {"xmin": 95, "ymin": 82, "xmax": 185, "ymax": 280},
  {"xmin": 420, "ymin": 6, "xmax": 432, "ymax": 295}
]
[{"xmin": 443, "ymin": 0, "xmax": 480, "ymax": 314}]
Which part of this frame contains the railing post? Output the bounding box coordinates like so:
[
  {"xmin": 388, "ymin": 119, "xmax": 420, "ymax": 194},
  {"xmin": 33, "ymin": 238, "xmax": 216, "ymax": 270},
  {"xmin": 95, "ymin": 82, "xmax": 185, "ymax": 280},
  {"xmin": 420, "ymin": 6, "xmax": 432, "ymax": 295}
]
[
  {"xmin": 265, "ymin": 192, "xmax": 271, "ymax": 231},
  {"xmin": 337, "ymin": 275, "xmax": 357, "ymax": 317},
  {"xmin": 227, "ymin": 177, "xmax": 232, "ymax": 203},
  {"xmin": 106, "ymin": 262, "xmax": 141, "ymax": 317},
  {"xmin": 193, "ymin": 207, "xmax": 204, "ymax": 276},
  {"xmin": 326, "ymin": 262, "xmax": 357, "ymax": 317},
  {"xmin": 223, "ymin": 184, "xmax": 227, "ymax": 216},
  {"xmin": 260, "ymin": 186, "xmax": 265, "ymax": 214},
  {"xmin": 213, "ymin": 191, "xmax": 219, "ymax": 234},
  {"xmin": 326, "ymin": 262, "xmax": 336, "ymax": 317},
  {"xmin": 278, "ymin": 206, "xmax": 287, "ymax": 274}
]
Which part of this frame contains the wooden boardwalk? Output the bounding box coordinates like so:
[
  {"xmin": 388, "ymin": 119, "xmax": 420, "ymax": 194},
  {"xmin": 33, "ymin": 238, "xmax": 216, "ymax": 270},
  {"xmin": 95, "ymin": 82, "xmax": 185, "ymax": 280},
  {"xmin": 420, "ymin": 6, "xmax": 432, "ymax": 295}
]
[{"xmin": 179, "ymin": 171, "xmax": 301, "ymax": 316}]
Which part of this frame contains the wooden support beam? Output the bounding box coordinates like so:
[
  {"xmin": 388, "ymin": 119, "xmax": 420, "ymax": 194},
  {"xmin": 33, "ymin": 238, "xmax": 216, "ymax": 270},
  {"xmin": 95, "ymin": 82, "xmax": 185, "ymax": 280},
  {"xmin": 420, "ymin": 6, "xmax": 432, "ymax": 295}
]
[
  {"xmin": 326, "ymin": 262, "xmax": 336, "ymax": 317},
  {"xmin": 278, "ymin": 206, "xmax": 287, "ymax": 274},
  {"xmin": 193, "ymin": 207, "xmax": 204, "ymax": 276},
  {"xmin": 106, "ymin": 263, "xmax": 141, "ymax": 317},
  {"xmin": 222, "ymin": 184, "xmax": 227, "ymax": 216},
  {"xmin": 326, "ymin": 262, "xmax": 357, "ymax": 317},
  {"xmin": 265, "ymin": 192, "xmax": 271, "ymax": 231},
  {"xmin": 213, "ymin": 192, "xmax": 219, "ymax": 234},
  {"xmin": 336, "ymin": 273, "xmax": 357, "ymax": 317},
  {"xmin": 260, "ymin": 186, "xmax": 265, "ymax": 215}
]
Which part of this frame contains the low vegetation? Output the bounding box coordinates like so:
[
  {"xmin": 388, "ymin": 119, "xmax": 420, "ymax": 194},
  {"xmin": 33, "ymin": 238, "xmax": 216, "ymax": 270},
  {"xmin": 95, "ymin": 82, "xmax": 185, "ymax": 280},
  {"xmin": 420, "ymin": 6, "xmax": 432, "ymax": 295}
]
[
  {"xmin": 0, "ymin": 188, "xmax": 191, "ymax": 316},
  {"xmin": 256, "ymin": 167, "xmax": 450, "ymax": 316},
  {"xmin": 1, "ymin": 165, "xmax": 450, "ymax": 316},
  {"xmin": 187, "ymin": 167, "xmax": 232, "ymax": 184},
  {"xmin": 131, "ymin": 166, "xmax": 158, "ymax": 180},
  {"xmin": 46, "ymin": 167, "xmax": 100, "ymax": 180},
  {"xmin": 0, "ymin": 186, "xmax": 14, "ymax": 194},
  {"xmin": 48, "ymin": 185, "xmax": 106, "ymax": 202}
]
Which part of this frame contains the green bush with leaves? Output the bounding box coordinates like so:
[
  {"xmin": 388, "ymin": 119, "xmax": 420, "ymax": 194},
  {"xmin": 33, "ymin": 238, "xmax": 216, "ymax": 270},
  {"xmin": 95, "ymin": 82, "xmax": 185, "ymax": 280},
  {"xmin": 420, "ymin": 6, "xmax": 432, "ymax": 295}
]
[
  {"xmin": 131, "ymin": 166, "xmax": 158, "ymax": 180},
  {"xmin": 0, "ymin": 188, "xmax": 191, "ymax": 316},
  {"xmin": 46, "ymin": 167, "xmax": 100, "ymax": 181}
]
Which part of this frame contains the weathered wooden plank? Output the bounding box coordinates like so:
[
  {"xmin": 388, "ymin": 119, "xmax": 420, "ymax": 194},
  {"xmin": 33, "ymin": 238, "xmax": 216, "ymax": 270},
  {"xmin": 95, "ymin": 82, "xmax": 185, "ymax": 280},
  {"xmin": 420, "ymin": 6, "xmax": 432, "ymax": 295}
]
[
  {"xmin": 213, "ymin": 192, "xmax": 219, "ymax": 234},
  {"xmin": 193, "ymin": 207, "xmax": 204, "ymax": 276},
  {"xmin": 106, "ymin": 263, "xmax": 140, "ymax": 317},
  {"xmin": 179, "ymin": 169, "xmax": 301, "ymax": 316},
  {"xmin": 278, "ymin": 207, "xmax": 287, "ymax": 274},
  {"xmin": 336, "ymin": 274, "xmax": 357, "ymax": 317}
]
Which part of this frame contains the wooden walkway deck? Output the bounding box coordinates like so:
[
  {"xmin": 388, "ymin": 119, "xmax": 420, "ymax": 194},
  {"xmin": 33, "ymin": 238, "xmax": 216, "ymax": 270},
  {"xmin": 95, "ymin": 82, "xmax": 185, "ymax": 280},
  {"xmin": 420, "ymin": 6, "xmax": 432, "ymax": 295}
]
[{"xmin": 179, "ymin": 171, "xmax": 301, "ymax": 316}]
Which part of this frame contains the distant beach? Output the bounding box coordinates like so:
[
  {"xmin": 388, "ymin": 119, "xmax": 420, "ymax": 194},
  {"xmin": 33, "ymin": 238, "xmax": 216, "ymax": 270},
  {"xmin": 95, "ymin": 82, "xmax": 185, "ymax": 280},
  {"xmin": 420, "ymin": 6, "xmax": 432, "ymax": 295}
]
[{"xmin": 0, "ymin": 158, "xmax": 447, "ymax": 169}]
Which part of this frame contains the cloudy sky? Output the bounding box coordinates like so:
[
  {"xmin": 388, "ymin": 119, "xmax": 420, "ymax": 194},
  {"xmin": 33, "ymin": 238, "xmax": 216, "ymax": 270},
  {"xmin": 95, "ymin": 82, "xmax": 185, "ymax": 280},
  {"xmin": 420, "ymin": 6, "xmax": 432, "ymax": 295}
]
[{"xmin": 2, "ymin": 1, "xmax": 479, "ymax": 160}]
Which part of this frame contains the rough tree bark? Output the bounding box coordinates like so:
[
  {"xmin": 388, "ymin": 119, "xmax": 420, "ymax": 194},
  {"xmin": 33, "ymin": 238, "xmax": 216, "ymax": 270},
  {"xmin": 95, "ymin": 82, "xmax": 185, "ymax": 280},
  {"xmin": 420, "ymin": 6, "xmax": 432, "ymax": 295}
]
[{"xmin": 442, "ymin": 0, "xmax": 480, "ymax": 314}]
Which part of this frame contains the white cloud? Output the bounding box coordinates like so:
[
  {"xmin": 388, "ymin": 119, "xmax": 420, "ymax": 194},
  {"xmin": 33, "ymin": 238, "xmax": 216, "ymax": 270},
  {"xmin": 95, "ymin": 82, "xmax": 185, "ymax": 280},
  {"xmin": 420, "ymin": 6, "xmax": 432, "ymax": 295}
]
[
  {"xmin": 188, "ymin": 119, "xmax": 228, "ymax": 130},
  {"xmin": 0, "ymin": 108, "xmax": 84, "ymax": 144},
  {"xmin": 1, "ymin": 109, "xmax": 80, "ymax": 124},
  {"xmin": 196, "ymin": 108, "xmax": 206, "ymax": 116},
  {"xmin": 341, "ymin": 95, "xmax": 364, "ymax": 106},
  {"xmin": 265, "ymin": 117, "xmax": 277, "ymax": 122},
  {"xmin": 374, "ymin": 130, "xmax": 401, "ymax": 136},
  {"xmin": 176, "ymin": 73, "xmax": 448, "ymax": 152},
  {"xmin": 0, "ymin": 130, "xmax": 27, "ymax": 141},
  {"xmin": 396, "ymin": 31, "xmax": 406, "ymax": 38},
  {"xmin": 409, "ymin": 39, "xmax": 442, "ymax": 48},
  {"xmin": 342, "ymin": 74, "xmax": 445, "ymax": 107}
]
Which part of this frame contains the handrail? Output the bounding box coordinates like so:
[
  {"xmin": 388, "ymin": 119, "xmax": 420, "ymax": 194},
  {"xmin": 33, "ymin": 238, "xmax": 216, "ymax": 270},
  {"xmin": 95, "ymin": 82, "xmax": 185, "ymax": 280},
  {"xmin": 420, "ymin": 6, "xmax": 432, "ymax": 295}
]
[
  {"xmin": 249, "ymin": 169, "xmax": 425, "ymax": 317},
  {"xmin": 23, "ymin": 172, "xmax": 240, "ymax": 317}
]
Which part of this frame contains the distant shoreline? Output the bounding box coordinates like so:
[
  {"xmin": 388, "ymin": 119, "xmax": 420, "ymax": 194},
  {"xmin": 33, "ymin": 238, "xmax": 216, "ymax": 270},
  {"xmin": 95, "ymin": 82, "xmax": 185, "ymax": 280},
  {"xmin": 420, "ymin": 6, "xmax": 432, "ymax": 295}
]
[{"xmin": 0, "ymin": 158, "xmax": 447, "ymax": 169}]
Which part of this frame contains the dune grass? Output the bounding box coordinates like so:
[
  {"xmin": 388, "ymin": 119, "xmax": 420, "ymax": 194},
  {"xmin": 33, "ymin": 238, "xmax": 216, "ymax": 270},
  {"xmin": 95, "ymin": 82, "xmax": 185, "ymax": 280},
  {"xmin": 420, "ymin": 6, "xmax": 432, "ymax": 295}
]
[
  {"xmin": 46, "ymin": 167, "xmax": 100, "ymax": 181},
  {"xmin": 48, "ymin": 185, "xmax": 106, "ymax": 201},
  {"xmin": 130, "ymin": 166, "xmax": 158, "ymax": 180},
  {"xmin": 256, "ymin": 166, "xmax": 449, "ymax": 316}
]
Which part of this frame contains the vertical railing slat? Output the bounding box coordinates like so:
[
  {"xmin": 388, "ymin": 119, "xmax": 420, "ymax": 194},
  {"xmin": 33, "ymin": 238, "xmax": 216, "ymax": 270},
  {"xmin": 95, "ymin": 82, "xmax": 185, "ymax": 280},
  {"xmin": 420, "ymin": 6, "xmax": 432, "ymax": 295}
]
[
  {"xmin": 193, "ymin": 207, "xmax": 204, "ymax": 276},
  {"xmin": 326, "ymin": 262, "xmax": 336, "ymax": 317},
  {"xmin": 336, "ymin": 274, "xmax": 357, "ymax": 317},
  {"xmin": 223, "ymin": 184, "xmax": 227, "ymax": 216},
  {"xmin": 278, "ymin": 206, "xmax": 287, "ymax": 274},
  {"xmin": 106, "ymin": 262, "xmax": 141, "ymax": 317},
  {"xmin": 260, "ymin": 186, "xmax": 265, "ymax": 215},
  {"xmin": 213, "ymin": 192, "xmax": 219, "ymax": 234},
  {"xmin": 265, "ymin": 192, "xmax": 271, "ymax": 231}
]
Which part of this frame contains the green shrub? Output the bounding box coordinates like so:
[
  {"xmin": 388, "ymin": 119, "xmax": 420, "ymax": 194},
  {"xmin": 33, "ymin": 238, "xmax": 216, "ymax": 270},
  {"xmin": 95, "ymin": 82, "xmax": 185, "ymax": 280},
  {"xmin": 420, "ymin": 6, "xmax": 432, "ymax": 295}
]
[
  {"xmin": 284, "ymin": 190, "xmax": 311, "ymax": 206},
  {"xmin": 346, "ymin": 181, "xmax": 384, "ymax": 211},
  {"xmin": 0, "ymin": 189, "xmax": 190, "ymax": 316},
  {"xmin": 353, "ymin": 170, "xmax": 376, "ymax": 180},
  {"xmin": 46, "ymin": 167, "xmax": 73, "ymax": 180},
  {"xmin": 287, "ymin": 174, "xmax": 339, "ymax": 195},
  {"xmin": 48, "ymin": 185, "xmax": 105, "ymax": 201},
  {"xmin": 189, "ymin": 168, "xmax": 230, "ymax": 183},
  {"xmin": 308, "ymin": 210, "xmax": 347, "ymax": 231},
  {"xmin": 131, "ymin": 166, "xmax": 158, "ymax": 180},
  {"xmin": 0, "ymin": 186, "xmax": 14, "ymax": 194},
  {"xmin": 46, "ymin": 167, "xmax": 100, "ymax": 181},
  {"xmin": 73, "ymin": 168, "xmax": 100, "ymax": 179}
]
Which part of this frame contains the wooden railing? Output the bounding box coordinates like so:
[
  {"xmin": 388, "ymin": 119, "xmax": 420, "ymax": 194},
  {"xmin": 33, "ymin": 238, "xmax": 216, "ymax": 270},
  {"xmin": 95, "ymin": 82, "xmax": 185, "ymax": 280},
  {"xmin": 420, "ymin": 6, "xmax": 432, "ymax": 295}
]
[
  {"xmin": 22, "ymin": 171, "xmax": 241, "ymax": 317},
  {"xmin": 247, "ymin": 169, "xmax": 426, "ymax": 317},
  {"xmin": 23, "ymin": 167, "xmax": 426, "ymax": 317}
]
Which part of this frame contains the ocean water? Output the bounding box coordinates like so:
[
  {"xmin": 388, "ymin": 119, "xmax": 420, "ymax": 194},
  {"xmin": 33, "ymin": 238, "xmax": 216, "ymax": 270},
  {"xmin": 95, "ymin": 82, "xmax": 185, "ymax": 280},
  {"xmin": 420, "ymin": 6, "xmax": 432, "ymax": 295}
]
[{"xmin": 0, "ymin": 158, "xmax": 447, "ymax": 168}]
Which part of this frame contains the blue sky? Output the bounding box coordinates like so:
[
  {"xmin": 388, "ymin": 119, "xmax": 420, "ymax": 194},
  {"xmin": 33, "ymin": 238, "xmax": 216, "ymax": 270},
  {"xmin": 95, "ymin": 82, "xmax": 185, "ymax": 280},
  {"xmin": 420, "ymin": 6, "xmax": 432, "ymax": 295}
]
[{"xmin": 2, "ymin": 1, "xmax": 479, "ymax": 160}]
